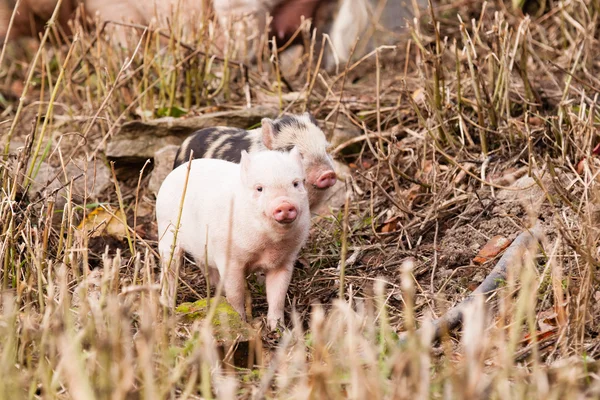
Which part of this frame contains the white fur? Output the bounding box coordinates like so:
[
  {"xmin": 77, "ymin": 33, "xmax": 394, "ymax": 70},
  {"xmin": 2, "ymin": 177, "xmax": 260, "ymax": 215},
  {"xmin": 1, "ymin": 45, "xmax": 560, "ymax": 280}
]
[
  {"xmin": 326, "ymin": 0, "xmax": 370, "ymax": 71},
  {"xmin": 252, "ymin": 113, "xmax": 336, "ymax": 208},
  {"xmin": 156, "ymin": 148, "xmax": 310, "ymax": 329}
]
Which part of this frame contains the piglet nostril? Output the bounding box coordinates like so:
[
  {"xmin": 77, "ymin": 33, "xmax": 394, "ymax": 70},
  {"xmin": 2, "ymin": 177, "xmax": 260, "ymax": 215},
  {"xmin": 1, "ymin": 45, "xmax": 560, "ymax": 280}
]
[
  {"xmin": 286, "ymin": 206, "xmax": 297, "ymax": 220},
  {"xmin": 316, "ymin": 171, "xmax": 337, "ymax": 189}
]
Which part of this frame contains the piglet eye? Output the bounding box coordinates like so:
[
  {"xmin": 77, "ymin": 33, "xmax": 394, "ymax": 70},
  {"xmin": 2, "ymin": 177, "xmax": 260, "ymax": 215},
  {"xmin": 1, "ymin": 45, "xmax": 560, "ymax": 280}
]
[
  {"xmin": 256, "ymin": 186, "xmax": 263, "ymax": 193},
  {"xmin": 293, "ymin": 181, "xmax": 300, "ymax": 188}
]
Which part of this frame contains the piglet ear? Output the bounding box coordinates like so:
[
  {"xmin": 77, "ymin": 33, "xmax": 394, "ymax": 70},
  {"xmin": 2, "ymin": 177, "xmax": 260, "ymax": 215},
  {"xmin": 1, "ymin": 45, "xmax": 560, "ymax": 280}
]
[
  {"xmin": 261, "ymin": 118, "xmax": 276, "ymax": 150},
  {"xmin": 240, "ymin": 150, "xmax": 250, "ymax": 183},
  {"xmin": 289, "ymin": 146, "xmax": 303, "ymax": 168},
  {"xmin": 303, "ymin": 111, "xmax": 318, "ymax": 125}
]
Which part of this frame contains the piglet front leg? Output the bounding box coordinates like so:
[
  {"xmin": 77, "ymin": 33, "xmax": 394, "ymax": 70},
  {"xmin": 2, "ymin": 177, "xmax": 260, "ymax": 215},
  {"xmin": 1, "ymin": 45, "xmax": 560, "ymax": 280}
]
[{"xmin": 265, "ymin": 264, "xmax": 294, "ymax": 330}]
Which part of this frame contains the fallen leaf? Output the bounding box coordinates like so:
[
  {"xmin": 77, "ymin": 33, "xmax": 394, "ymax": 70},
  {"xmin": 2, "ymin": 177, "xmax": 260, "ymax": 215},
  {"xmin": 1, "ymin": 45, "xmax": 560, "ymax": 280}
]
[
  {"xmin": 412, "ymin": 87, "xmax": 426, "ymax": 106},
  {"xmin": 576, "ymin": 157, "xmax": 586, "ymax": 175},
  {"xmin": 379, "ymin": 215, "xmax": 400, "ymax": 233},
  {"xmin": 528, "ymin": 116, "xmax": 543, "ymax": 126},
  {"xmin": 10, "ymin": 80, "xmax": 24, "ymax": 98},
  {"xmin": 405, "ymin": 184, "xmax": 422, "ymax": 203},
  {"xmin": 336, "ymin": 250, "xmax": 361, "ymax": 270},
  {"xmin": 77, "ymin": 206, "xmax": 128, "ymax": 240},
  {"xmin": 454, "ymin": 162, "xmax": 475, "ymax": 184},
  {"xmin": 537, "ymin": 309, "xmax": 558, "ymax": 332},
  {"xmin": 415, "ymin": 160, "xmax": 434, "ymax": 181},
  {"xmin": 361, "ymin": 160, "xmax": 374, "ymax": 169},
  {"xmin": 523, "ymin": 328, "xmax": 557, "ymax": 344},
  {"xmin": 473, "ymin": 236, "xmax": 512, "ymax": 265}
]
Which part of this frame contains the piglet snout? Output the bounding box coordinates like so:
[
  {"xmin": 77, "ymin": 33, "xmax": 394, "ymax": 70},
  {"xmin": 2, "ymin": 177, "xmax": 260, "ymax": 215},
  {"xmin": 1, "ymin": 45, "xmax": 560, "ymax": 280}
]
[
  {"xmin": 273, "ymin": 202, "xmax": 298, "ymax": 224},
  {"xmin": 315, "ymin": 171, "xmax": 337, "ymax": 189}
]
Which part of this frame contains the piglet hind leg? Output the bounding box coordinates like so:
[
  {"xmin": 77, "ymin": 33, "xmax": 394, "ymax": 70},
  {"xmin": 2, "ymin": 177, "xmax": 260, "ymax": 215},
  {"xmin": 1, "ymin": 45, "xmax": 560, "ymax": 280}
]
[
  {"xmin": 207, "ymin": 266, "xmax": 221, "ymax": 296},
  {"xmin": 222, "ymin": 262, "xmax": 248, "ymax": 322},
  {"xmin": 265, "ymin": 265, "xmax": 294, "ymax": 331}
]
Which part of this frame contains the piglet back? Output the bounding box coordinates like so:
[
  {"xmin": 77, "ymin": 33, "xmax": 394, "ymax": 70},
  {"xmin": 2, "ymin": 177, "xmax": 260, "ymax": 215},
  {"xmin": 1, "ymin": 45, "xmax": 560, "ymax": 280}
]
[{"xmin": 173, "ymin": 127, "xmax": 254, "ymax": 169}]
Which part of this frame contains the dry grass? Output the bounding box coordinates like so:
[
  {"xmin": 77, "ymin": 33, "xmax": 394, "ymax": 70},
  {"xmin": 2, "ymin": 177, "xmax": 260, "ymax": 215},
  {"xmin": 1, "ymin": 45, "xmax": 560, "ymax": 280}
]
[{"xmin": 1, "ymin": 0, "xmax": 600, "ymax": 398}]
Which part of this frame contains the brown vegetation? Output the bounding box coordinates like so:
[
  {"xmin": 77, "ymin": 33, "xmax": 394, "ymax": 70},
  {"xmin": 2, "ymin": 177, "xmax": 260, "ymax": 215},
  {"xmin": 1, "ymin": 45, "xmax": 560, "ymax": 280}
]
[{"xmin": 0, "ymin": 0, "xmax": 599, "ymax": 398}]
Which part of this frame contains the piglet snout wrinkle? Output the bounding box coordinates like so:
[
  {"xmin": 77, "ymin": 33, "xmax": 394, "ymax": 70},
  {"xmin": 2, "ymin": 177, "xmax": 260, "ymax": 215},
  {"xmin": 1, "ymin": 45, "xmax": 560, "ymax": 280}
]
[
  {"xmin": 315, "ymin": 171, "xmax": 337, "ymax": 189},
  {"xmin": 273, "ymin": 201, "xmax": 298, "ymax": 224}
]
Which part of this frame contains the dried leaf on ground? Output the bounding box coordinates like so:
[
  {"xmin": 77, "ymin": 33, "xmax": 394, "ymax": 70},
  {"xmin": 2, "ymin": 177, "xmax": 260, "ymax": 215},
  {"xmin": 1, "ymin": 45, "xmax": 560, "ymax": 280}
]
[
  {"xmin": 77, "ymin": 206, "xmax": 128, "ymax": 240},
  {"xmin": 473, "ymin": 235, "xmax": 512, "ymax": 265}
]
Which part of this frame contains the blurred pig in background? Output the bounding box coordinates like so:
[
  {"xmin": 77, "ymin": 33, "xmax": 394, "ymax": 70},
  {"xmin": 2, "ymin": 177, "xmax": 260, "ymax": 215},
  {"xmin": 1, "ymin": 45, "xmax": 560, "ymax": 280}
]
[{"xmin": 0, "ymin": 0, "xmax": 425, "ymax": 71}]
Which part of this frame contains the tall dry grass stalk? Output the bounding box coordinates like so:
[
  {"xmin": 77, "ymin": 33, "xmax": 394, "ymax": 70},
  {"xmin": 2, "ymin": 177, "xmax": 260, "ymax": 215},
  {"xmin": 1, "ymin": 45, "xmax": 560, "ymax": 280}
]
[{"xmin": 0, "ymin": 0, "xmax": 599, "ymax": 398}]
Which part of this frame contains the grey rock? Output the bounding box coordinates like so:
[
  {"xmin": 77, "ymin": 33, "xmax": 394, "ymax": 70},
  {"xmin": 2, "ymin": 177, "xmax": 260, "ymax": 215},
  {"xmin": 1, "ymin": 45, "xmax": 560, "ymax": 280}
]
[
  {"xmin": 66, "ymin": 157, "xmax": 113, "ymax": 201},
  {"xmin": 323, "ymin": 118, "xmax": 362, "ymax": 150},
  {"xmin": 106, "ymin": 106, "xmax": 279, "ymax": 163},
  {"xmin": 496, "ymin": 174, "xmax": 554, "ymax": 212},
  {"xmin": 28, "ymin": 157, "xmax": 112, "ymax": 209},
  {"xmin": 148, "ymin": 145, "xmax": 180, "ymax": 196},
  {"xmin": 330, "ymin": 125, "xmax": 362, "ymax": 150},
  {"xmin": 27, "ymin": 161, "xmax": 63, "ymax": 201}
]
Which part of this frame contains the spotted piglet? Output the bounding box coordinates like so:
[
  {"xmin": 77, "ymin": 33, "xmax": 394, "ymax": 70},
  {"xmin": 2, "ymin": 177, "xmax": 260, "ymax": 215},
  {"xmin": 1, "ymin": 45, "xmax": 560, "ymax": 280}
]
[
  {"xmin": 156, "ymin": 147, "xmax": 310, "ymax": 330},
  {"xmin": 173, "ymin": 113, "xmax": 337, "ymax": 210}
]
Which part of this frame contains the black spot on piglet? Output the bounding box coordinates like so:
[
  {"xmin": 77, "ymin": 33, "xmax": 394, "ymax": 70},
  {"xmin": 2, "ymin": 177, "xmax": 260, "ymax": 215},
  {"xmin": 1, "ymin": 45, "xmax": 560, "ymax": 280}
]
[
  {"xmin": 273, "ymin": 115, "xmax": 305, "ymax": 133},
  {"xmin": 218, "ymin": 135, "xmax": 254, "ymax": 163},
  {"xmin": 173, "ymin": 128, "xmax": 249, "ymax": 168}
]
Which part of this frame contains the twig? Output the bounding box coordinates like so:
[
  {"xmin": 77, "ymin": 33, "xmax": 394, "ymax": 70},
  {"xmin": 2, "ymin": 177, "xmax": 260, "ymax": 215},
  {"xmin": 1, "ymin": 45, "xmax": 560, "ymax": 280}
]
[
  {"xmin": 330, "ymin": 128, "xmax": 398, "ymax": 155},
  {"xmin": 71, "ymin": 19, "xmax": 251, "ymax": 85},
  {"xmin": 548, "ymin": 59, "xmax": 600, "ymax": 94},
  {"xmin": 2, "ymin": 0, "xmax": 65, "ymax": 159},
  {"xmin": 400, "ymin": 220, "xmax": 544, "ymax": 343},
  {"xmin": 0, "ymin": 0, "xmax": 22, "ymax": 72}
]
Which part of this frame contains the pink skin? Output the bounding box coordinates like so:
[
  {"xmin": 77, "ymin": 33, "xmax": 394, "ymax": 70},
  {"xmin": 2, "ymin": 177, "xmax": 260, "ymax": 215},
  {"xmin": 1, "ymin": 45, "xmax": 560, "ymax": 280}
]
[
  {"xmin": 264, "ymin": 264, "xmax": 294, "ymax": 325},
  {"xmin": 156, "ymin": 147, "xmax": 310, "ymax": 330},
  {"xmin": 259, "ymin": 115, "xmax": 336, "ymax": 210},
  {"xmin": 272, "ymin": 200, "xmax": 298, "ymax": 223},
  {"xmin": 220, "ymin": 255, "xmax": 294, "ymax": 327},
  {"xmin": 271, "ymin": 0, "xmax": 322, "ymax": 41},
  {"xmin": 307, "ymin": 168, "xmax": 337, "ymax": 190},
  {"xmin": 304, "ymin": 167, "xmax": 336, "ymax": 209},
  {"xmin": 315, "ymin": 170, "xmax": 337, "ymax": 189}
]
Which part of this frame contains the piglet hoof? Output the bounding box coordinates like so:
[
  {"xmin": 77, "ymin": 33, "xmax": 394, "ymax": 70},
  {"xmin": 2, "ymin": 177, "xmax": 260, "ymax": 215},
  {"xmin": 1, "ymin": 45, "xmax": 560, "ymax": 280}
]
[
  {"xmin": 266, "ymin": 316, "xmax": 285, "ymax": 332},
  {"xmin": 158, "ymin": 292, "xmax": 175, "ymax": 310},
  {"xmin": 158, "ymin": 297, "xmax": 170, "ymax": 310}
]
